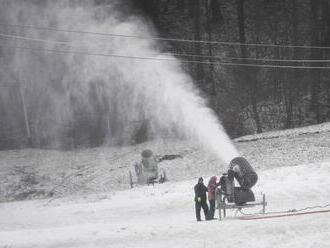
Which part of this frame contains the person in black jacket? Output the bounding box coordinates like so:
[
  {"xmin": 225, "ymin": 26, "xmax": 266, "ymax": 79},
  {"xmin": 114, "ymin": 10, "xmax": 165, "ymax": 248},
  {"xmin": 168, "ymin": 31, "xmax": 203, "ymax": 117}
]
[{"xmin": 194, "ymin": 177, "xmax": 209, "ymax": 221}]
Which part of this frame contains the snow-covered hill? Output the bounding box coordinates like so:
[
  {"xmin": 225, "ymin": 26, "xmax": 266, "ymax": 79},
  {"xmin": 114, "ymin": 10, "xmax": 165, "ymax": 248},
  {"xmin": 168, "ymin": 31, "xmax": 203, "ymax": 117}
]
[
  {"xmin": 1, "ymin": 123, "xmax": 330, "ymax": 202},
  {"xmin": 0, "ymin": 161, "xmax": 329, "ymax": 248},
  {"xmin": 0, "ymin": 123, "xmax": 330, "ymax": 248}
]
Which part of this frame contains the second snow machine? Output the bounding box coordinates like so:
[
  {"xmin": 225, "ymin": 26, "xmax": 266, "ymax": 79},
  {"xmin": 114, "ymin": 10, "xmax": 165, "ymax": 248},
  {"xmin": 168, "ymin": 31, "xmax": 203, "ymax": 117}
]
[
  {"xmin": 216, "ymin": 157, "xmax": 267, "ymax": 220},
  {"xmin": 129, "ymin": 149, "xmax": 167, "ymax": 188}
]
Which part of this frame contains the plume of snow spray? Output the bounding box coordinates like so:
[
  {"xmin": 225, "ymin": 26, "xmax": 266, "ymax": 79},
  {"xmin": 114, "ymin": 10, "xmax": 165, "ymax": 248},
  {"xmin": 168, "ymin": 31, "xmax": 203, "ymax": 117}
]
[{"xmin": 0, "ymin": 0, "xmax": 239, "ymax": 164}]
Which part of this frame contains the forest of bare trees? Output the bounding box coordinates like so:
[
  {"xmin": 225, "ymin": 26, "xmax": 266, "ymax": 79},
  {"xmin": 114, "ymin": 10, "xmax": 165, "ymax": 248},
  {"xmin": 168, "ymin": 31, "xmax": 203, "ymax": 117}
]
[
  {"xmin": 0, "ymin": 0, "xmax": 330, "ymax": 150},
  {"xmin": 137, "ymin": 0, "xmax": 330, "ymax": 134}
]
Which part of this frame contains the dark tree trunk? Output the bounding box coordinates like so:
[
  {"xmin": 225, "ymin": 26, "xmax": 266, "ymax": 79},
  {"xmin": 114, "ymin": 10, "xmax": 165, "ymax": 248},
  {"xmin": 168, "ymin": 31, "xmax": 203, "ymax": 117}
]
[
  {"xmin": 237, "ymin": 0, "xmax": 262, "ymax": 133},
  {"xmin": 237, "ymin": 0, "xmax": 248, "ymax": 59},
  {"xmin": 272, "ymin": 15, "xmax": 282, "ymax": 104},
  {"xmin": 285, "ymin": 0, "xmax": 298, "ymax": 129},
  {"xmin": 236, "ymin": 0, "xmax": 248, "ymax": 96},
  {"xmin": 206, "ymin": 0, "xmax": 216, "ymax": 96},
  {"xmin": 321, "ymin": 0, "xmax": 330, "ymax": 121},
  {"xmin": 251, "ymin": 6, "xmax": 262, "ymax": 134},
  {"xmin": 310, "ymin": 0, "xmax": 322, "ymax": 123},
  {"xmin": 192, "ymin": 0, "xmax": 205, "ymax": 87},
  {"xmin": 192, "ymin": 0, "xmax": 201, "ymax": 42}
]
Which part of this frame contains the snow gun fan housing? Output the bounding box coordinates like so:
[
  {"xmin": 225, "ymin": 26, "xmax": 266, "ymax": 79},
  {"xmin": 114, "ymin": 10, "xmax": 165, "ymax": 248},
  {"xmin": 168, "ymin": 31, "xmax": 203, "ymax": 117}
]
[
  {"xmin": 141, "ymin": 149, "xmax": 153, "ymax": 158},
  {"xmin": 220, "ymin": 157, "xmax": 258, "ymax": 205},
  {"xmin": 229, "ymin": 157, "xmax": 258, "ymax": 189}
]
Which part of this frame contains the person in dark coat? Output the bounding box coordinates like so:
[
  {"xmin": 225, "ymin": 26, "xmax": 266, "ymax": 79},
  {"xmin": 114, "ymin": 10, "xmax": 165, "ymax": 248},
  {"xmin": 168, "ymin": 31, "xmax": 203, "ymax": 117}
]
[
  {"xmin": 207, "ymin": 176, "xmax": 218, "ymax": 220},
  {"xmin": 194, "ymin": 177, "xmax": 209, "ymax": 221}
]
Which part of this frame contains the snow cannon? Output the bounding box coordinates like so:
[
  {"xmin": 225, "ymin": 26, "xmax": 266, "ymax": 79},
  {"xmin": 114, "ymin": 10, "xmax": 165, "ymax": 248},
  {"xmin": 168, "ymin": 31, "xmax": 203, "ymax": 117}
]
[
  {"xmin": 218, "ymin": 157, "xmax": 258, "ymax": 205},
  {"xmin": 216, "ymin": 157, "xmax": 267, "ymax": 220},
  {"xmin": 129, "ymin": 149, "xmax": 167, "ymax": 188},
  {"xmin": 140, "ymin": 149, "xmax": 159, "ymax": 181},
  {"xmin": 229, "ymin": 156, "xmax": 258, "ymax": 189}
]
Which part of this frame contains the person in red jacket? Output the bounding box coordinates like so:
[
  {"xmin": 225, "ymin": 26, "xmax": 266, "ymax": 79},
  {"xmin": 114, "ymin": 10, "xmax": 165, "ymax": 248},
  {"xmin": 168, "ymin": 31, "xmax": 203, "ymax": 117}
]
[{"xmin": 207, "ymin": 176, "xmax": 218, "ymax": 220}]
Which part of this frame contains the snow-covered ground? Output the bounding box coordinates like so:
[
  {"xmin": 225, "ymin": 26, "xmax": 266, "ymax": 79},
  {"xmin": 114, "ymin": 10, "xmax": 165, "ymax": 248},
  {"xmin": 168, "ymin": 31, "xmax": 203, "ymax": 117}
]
[
  {"xmin": 234, "ymin": 121, "xmax": 330, "ymax": 142},
  {"xmin": 1, "ymin": 161, "xmax": 330, "ymax": 248},
  {"xmin": 0, "ymin": 123, "xmax": 330, "ymax": 247}
]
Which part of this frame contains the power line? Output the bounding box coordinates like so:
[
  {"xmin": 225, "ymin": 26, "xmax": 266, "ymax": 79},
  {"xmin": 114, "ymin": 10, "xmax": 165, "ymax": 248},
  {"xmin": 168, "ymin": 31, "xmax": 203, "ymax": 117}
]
[
  {"xmin": 222, "ymin": 55, "xmax": 330, "ymax": 63},
  {"xmin": 2, "ymin": 43, "xmax": 330, "ymax": 69},
  {"xmin": 0, "ymin": 33, "xmax": 74, "ymax": 46},
  {"xmin": 3, "ymin": 33, "xmax": 330, "ymax": 64},
  {"xmin": 167, "ymin": 52, "xmax": 330, "ymax": 63},
  {"xmin": 3, "ymin": 43, "xmax": 330, "ymax": 69},
  {"xmin": 2, "ymin": 22, "xmax": 330, "ymax": 50}
]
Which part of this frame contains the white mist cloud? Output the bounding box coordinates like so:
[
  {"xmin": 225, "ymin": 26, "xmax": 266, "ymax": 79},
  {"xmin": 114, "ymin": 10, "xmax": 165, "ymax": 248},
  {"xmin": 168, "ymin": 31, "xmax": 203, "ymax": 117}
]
[{"xmin": 0, "ymin": 0, "xmax": 238, "ymax": 163}]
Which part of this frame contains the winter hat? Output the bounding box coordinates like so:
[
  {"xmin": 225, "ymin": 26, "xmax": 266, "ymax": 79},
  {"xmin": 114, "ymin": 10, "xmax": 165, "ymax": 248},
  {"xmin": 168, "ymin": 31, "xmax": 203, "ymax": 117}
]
[
  {"xmin": 210, "ymin": 176, "xmax": 217, "ymax": 183},
  {"xmin": 198, "ymin": 177, "xmax": 203, "ymax": 183}
]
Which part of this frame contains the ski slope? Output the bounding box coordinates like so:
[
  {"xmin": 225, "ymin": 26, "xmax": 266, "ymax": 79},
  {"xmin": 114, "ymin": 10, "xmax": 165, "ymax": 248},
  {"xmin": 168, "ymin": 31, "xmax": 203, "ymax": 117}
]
[
  {"xmin": 0, "ymin": 161, "xmax": 330, "ymax": 248},
  {"xmin": 0, "ymin": 123, "xmax": 330, "ymax": 248}
]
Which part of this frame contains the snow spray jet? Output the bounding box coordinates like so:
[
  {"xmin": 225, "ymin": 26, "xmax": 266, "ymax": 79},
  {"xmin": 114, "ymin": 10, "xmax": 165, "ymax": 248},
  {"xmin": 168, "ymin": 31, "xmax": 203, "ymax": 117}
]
[{"xmin": 0, "ymin": 0, "xmax": 239, "ymax": 163}]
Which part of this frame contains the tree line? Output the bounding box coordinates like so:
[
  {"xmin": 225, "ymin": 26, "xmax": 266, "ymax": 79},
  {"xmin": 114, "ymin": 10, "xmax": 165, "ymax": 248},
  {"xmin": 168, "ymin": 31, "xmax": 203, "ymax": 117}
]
[{"xmin": 135, "ymin": 0, "xmax": 330, "ymax": 136}]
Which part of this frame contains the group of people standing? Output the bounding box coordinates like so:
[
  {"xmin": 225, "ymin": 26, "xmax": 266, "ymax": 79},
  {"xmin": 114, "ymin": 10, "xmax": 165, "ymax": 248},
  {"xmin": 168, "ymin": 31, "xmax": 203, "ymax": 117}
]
[{"xmin": 194, "ymin": 176, "xmax": 218, "ymax": 221}]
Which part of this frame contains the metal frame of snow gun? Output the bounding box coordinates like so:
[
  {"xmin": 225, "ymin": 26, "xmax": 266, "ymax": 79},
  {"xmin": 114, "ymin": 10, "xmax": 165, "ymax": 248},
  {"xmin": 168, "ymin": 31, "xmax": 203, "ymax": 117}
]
[
  {"xmin": 128, "ymin": 151, "xmax": 180, "ymax": 188},
  {"xmin": 129, "ymin": 166, "xmax": 167, "ymax": 188},
  {"xmin": 215, "ymin": 156, "xmax": 267, "ymax": 220},
  {"xmin": 215, "ymin": 186, "xmax": 267, "ymax": 220}
]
